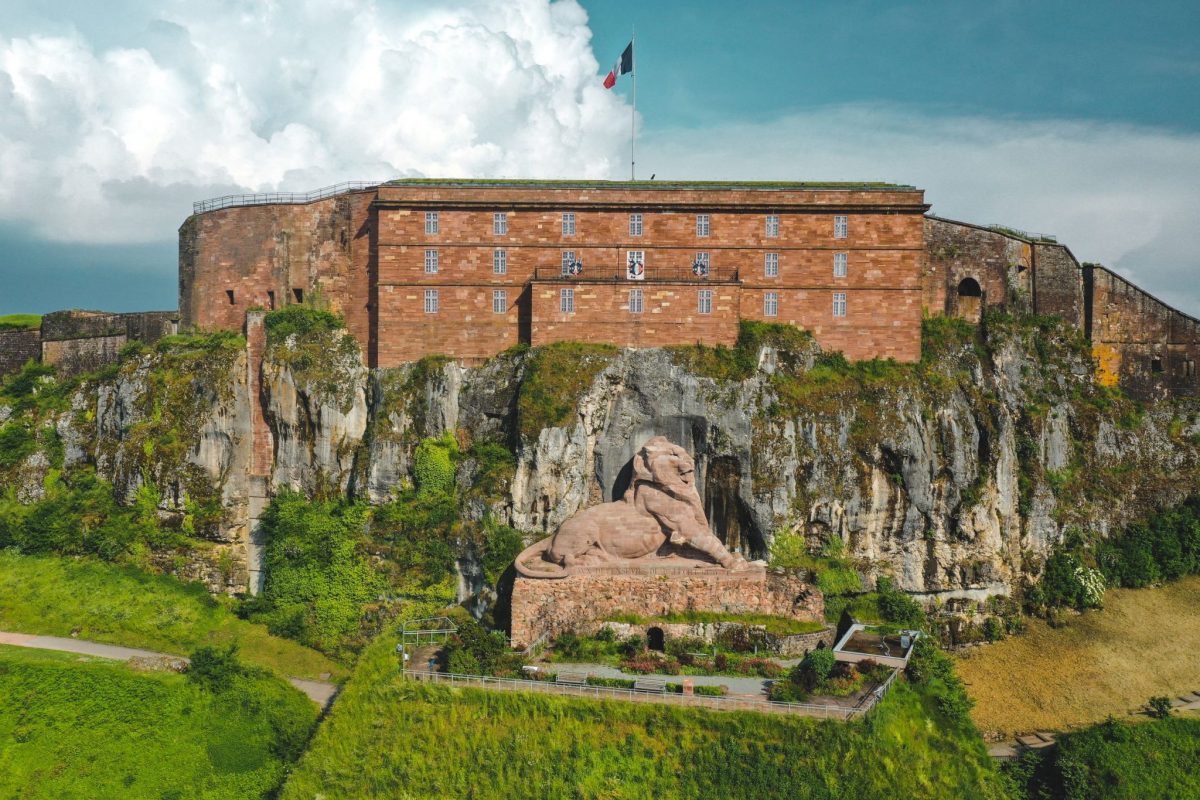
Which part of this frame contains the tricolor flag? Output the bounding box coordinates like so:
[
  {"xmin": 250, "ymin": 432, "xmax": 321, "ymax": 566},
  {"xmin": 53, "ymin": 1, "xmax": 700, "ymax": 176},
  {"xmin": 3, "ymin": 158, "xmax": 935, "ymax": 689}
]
[{"xmin": 603, "ymin": 41, "xmax": 634, "ymax": 89}]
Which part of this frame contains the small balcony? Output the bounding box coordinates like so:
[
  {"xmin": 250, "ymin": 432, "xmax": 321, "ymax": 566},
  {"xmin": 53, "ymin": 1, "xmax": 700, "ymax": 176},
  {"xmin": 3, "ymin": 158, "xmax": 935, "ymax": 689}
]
[{"xmin": 532, "ymin": 264, "xmax": 740, "ymax": 283}]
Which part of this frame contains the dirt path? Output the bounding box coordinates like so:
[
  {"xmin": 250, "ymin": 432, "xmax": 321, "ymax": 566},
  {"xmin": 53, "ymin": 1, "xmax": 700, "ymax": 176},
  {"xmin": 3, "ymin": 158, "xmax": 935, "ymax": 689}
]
[{"xmin": 0, "ymin": 630, "xmax": 339, "ymax": 709}]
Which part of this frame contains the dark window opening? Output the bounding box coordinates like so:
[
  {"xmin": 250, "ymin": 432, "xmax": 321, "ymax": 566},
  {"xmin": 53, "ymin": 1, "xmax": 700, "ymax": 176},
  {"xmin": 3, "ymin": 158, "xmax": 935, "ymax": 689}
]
[
  {"xmin": 647, "ymin": 627, "xmax": 665, "ymax": 652},
  {"xmin": 293, "ymin": 288, "xmax": 304, "ymax": 304},
  {"xmin": 1151, "ymin": 356, "xmax": 1163, "ymax": 373},
  {"xmin": 226, "ymin": 289, "xmax": 235, "ymax": 305},
  {"xmin": 267, "ymin": 290, "xmax": 276, "ymax": 310},
  {"xmin": 957, "ymin": 277, "xmax": 982, "ymax": 298}
]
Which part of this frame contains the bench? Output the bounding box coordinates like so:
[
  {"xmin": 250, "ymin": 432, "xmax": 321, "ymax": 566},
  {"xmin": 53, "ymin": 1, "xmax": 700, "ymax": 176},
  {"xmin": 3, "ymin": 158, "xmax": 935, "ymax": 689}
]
[
  {"xmin": 633, "ymin": 677, "xmax": 668, "ymax": 694},
  {"xmin": 556, "ymin": 672, "xmax": 588, "ymax": 686}
]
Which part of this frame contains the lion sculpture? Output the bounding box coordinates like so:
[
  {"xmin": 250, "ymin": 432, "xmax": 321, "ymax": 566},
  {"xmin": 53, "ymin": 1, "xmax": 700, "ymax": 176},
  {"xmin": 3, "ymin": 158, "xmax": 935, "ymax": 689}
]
[{"xmin": 518, "ymin": 436, "xmax": 746, "ymax": 576}]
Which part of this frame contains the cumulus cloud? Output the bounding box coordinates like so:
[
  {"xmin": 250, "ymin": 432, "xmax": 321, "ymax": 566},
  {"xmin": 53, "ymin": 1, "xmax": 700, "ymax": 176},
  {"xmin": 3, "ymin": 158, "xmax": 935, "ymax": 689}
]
[
  {"xmin": 2, "ymin": 1, "xmax": 1198, "ymax": 316},
  {"xmin": 0, "ymin": 0, "xmax": 630, "ymax": 243},
  {"xmin": 639, "ymin": 108, "xmax": 1200, "ymax": 315}
]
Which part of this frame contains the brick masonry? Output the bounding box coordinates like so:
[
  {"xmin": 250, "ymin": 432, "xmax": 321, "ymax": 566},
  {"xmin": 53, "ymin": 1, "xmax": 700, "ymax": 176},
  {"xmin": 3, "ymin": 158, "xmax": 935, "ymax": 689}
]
[
  {"xmin": 509, "ymin": 565, "xmax": 824, "ymax": 648},
  {"xmin": 181, "ymin": 181, "xmax": 929, "ymax": 367},
  {"xmin": 175, "ymin": 181, "xmax": 1200, "ymax": 399},
  {"xmin": 0, "ymin": 329, "xmax": 40, "ymax": 375}
]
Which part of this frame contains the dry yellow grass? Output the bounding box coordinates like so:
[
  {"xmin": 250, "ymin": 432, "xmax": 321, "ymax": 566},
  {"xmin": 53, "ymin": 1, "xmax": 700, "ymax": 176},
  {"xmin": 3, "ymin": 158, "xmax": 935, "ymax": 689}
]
[{"xmin": 956, "ymin": 576, "xmax": 1200, "ymax": 737}]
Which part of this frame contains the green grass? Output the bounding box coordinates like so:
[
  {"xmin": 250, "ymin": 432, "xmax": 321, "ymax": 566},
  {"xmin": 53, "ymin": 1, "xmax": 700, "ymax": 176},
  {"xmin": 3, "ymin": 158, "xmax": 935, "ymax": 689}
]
[
  {"xmin": 1006, "ymin": 716, "xmax": 1200, "ymax": 799},
  {"xmin": 517, "ymin": 342, "xmax": 617, "ymax": 439},
  {"xmin": 281, "ymin": 630, "xmax": 1010, "ymax": 800},
  {"xmin": 605, "ymin": 611, "xmax": 827, "ymax": 636},
  {"xmin": 0, "ymin": 643, "xmax": 317, "ymax": 800},
  {"xmin": 0, "ymin": 313, "xmax": 41, "ymax": 331},
  {"xmin": 0, "ymin": 552, "xmax": 346, "ymax": 681}
]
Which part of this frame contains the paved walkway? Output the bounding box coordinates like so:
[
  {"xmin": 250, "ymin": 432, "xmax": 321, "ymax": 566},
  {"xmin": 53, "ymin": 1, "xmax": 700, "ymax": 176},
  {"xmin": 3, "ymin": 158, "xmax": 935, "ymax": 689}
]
[
  {"xmin": 550, "ymin": 661, "xmax": 773, "ymax": 697},
  {"xmin": 0, "ymin": 631, "xmax": 339, "ymax": 709}
]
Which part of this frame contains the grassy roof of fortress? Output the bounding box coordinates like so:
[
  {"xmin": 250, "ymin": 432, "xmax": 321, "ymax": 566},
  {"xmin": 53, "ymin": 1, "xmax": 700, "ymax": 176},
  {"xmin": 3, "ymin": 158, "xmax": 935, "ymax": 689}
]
[{"xmin": 383, "ymin": 178, "xmax": 917, "ymax": 191}]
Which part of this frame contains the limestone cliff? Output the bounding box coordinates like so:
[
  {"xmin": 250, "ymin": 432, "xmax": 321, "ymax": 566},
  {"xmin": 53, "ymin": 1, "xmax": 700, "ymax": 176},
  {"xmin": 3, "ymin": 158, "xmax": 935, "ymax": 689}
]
[{"xmin": 6, "ymin": 315, "xmax": 1198, "ymax": 611}]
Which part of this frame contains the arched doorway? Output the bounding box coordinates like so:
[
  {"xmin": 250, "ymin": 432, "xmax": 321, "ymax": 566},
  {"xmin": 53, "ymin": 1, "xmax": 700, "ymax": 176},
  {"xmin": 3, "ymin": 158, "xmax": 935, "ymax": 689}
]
[
  {"xmin": 646, "ymin": 627, "xmax": 665, "ymax": 652},
  {"xmin": 956, "ymin": 277, "xmax": 983, "ymax": 323}
]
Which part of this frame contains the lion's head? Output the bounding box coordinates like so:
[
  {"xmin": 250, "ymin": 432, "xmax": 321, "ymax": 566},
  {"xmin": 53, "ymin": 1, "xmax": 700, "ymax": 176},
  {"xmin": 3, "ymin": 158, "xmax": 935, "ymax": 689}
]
[{"xmin": 631, "ymin": 436, "xmax": 699, "ymax": 494}]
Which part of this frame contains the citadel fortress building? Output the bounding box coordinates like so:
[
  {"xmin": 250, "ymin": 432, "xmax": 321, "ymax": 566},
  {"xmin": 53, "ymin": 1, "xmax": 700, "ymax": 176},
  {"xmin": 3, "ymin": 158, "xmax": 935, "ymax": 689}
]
[{"xmin": 177, "ymin": 179, "xmax": 1200, "ymax": 399}]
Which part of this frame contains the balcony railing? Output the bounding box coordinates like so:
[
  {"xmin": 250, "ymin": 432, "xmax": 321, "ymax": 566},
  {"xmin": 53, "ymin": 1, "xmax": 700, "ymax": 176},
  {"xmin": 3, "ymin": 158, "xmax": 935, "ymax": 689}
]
[
  {"xmin": 533, "ymin": 265, "xmax": 739, "ymax": 282},
  {"xmin": 193, "ymin": 181, "xmax": 383, "ymax": 214}
]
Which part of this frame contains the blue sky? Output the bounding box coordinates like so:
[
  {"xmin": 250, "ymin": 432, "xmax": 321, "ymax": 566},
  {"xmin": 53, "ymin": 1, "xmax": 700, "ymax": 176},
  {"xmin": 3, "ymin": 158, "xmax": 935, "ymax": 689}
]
[{"xmin": 0, "ymin": 0, "xmax": 1198, "ymax": 316}]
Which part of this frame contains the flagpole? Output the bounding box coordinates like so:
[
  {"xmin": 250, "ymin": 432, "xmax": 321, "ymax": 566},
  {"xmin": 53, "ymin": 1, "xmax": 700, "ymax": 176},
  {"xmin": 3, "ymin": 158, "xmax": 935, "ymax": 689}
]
[{"xmin": 631, "ymin": 26, "xmax": 636, "ymax": 181}]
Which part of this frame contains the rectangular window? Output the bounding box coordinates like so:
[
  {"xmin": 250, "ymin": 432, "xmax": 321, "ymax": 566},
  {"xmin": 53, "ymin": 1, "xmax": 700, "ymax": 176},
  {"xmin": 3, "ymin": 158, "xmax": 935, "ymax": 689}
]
[
  {"xmin": 562, "ymin": 212, "xmax": 576, "ymax": 236},
  {"xmin": 425, "ymin": 211, "xmax": 439, "ymax": 235},
  {"xmin": 267, "ymin": 290, "xmax": 275, "ymax": 310},
  {"xmin": 226, "ymin": 289, "xmax": 235, "ymax": 305},
  {"xmin": 764, "ymin": 252, "xmax": 779, "ymax": 277},
  {"xmin": 292, "ymin": 288, "xmax": 304, "ymax": 303},
  {"xmin": 560, "ymin": 288, "xmax": 575, "ymax": 313},
  {"xmin": 698, "ymin": 289, "xmax": 713, "ymax": 315},
  {"xmin": 493, "ymin": 212, "xmax": 508, "ymax": 235},
  {"xmin": 765, "ymin": 214, "xmax": 780, "ymax": 238},
  {"xmin": 424, "ymin": 249, "xmax": 439, "ymax": 274},
  {"xmin": 629, "ymin": 288, "xmax": 644, "ymax": 314},
  {"xmin": 764, "ymin": 291, "xmax": 779, "ymax": 317},
  {"xmin": 834, "ymin": 252, "xmax": 848, "ymax": 278},
  {"xmin": 696, "ymin": 214, "xmax": 710, "ymax": 237},
  {"xmin": 694, "ymin": 251, "xmax": 710, "ymax": 275},
  {"xmin": 424, "ymin": 289, "xmax": 439, "ymax": 314},
  {"xmin": 832, "ymin": 291, "xmax": 847, "ymax": 317},
  {"xmin": 833, "ymin": 215, "xmax": 848, "ymax": 239},
  {"xmin": 493, "ymin": 248, "xmax": 507, "ymax": 275},
  {"xmin": 492, "ymin": 289, "xmax": 507, "ymax": 314},
  {"xmin": 629, "ymin": 213, "xmax": 643, "ymax": 236},
  {"xmin": 561, "ymin": 250, "xmax": 577, "ymax": 275}
]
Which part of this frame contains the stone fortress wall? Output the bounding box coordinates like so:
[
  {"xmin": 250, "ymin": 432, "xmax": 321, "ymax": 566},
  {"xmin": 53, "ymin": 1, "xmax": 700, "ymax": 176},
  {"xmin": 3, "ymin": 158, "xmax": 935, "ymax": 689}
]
[
  {"xmin": 0, "ymin": 310, "xmax": 179, "ymax": 378},
  {"xmin": 174, "ymin": 179, "xmax": 1200, "ymax": 401}
]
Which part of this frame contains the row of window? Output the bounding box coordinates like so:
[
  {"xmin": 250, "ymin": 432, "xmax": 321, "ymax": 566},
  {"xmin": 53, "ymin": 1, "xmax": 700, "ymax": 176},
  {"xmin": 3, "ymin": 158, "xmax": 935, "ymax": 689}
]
[
  {"xmin": 423, "ymin": 211, "xmax": 851, "ymax": 239},
  {"xmin": 422, "ymin": 248, "xmax": 854, "ymax": 277},
  {"xmin": 419, "ymin": 288, "xmax": 849, "ymax": 318}
]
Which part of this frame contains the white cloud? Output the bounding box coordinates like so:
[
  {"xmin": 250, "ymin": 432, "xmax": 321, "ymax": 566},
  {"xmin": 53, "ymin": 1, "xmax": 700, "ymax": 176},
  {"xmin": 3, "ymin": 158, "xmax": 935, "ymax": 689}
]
[
  {"xmin": 0, "ymin": 0, "xmax": 630, "ymax": 243},
  {"xmin": 1, "ymin": 2, "xmax": 1198, "ymax": 316},
  {"xmin": 639, "ymin": 107, "xmax": 1200, "ymax": 315}
]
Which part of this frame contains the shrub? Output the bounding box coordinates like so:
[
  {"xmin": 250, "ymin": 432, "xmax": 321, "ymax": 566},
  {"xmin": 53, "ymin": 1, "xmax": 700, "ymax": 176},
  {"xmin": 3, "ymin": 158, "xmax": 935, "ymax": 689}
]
[
  {"xmin": 797, "ymin": 648, "xmax": 836, "ymax": 690},
  {"xmin": 982, "ymin": 617, "xmax": 1005, "ymax": 642},
  {"xmin": 618, "ymin": 635, "xmax": 643, "ymax": 657},
  {"xmin": 187, "ymin": 644, "xmax": 245, "ymax": 690},
  {"xmin": 877, "ymin": 576, "xmax": 926, "ymax": 627},
  {"xmin": 413, "ymin": 432, "xmax": 457, "ymax": 496},
  {"xmin": 263, "ymin": 305, "xmax": 344, "ymax": 343},
  {"xmin": 1148, "ymin": 696, "xmax": 1173, "ymax": 720}
]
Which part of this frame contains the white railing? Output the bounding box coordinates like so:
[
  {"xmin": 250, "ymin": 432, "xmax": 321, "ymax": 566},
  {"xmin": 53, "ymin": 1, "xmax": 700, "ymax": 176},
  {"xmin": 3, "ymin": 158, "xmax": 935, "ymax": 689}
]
[
  {"xmin": 192, "ymin": 181, "xmax": 383, "ymax": 214},
  {"xmin": 403, "ymin": 669, "xmax": 899, "ymax": 720}
]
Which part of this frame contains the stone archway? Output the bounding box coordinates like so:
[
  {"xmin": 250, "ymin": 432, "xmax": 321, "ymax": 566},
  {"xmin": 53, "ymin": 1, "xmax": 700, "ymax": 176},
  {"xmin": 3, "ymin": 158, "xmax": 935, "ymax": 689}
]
[
  {"xmin": 956, "ymin": 277, "xmax": 983, "ymax": 323},
  {"xmin": 647, "ymin": 627, "xmax": 665, "ymax": 652}
]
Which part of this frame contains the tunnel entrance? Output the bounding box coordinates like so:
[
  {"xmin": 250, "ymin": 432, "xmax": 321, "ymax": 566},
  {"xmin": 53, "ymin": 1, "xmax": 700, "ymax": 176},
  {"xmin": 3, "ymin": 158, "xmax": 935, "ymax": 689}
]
[{"xmin": 647, "ymin": 627, "xmax": 665, "ymax": 651}]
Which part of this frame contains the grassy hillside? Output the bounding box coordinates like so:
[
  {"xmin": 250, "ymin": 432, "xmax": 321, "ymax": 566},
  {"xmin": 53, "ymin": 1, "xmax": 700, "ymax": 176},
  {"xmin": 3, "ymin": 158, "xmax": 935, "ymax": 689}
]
[
  {"xmin": 0, "ymin": 313, "xmax": 41, "ymax": 331},
  {"xmin": 0, "ymin": 552, "xmax": 346, "ymax": 681},
  {"xmin": 280, "ymin": 631, "xmax": 1011, "ymax": 800},
  {"xmin": 957, "ymin": 576, "xmax": 1200, "ymax": 736},
  {"xmin": 1006, "ymin": 715, "xmax": 1200, "ymax": 799},
  {"xmin": 0, "ymin": 644, "xmax": 317, "ymax": 799}
]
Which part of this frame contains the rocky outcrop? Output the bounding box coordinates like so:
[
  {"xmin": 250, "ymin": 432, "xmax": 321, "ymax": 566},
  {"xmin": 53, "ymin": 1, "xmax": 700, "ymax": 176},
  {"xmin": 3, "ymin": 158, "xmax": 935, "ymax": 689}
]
[{"xmin": 17, "ymin": 316, "xmax": 1200, "ymax": 605}]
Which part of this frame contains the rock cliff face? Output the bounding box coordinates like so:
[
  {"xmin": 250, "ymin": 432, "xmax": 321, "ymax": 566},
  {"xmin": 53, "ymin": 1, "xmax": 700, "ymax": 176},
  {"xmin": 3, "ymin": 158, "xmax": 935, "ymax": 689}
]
[{"xmin": 22, "ymin": 315, "xmax": 1200, "ymax": 604}]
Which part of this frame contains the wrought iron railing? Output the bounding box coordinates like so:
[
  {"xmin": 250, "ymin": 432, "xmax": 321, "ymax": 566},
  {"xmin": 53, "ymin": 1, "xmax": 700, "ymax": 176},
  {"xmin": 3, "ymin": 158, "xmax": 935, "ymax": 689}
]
[
  {"xmin": 532, "ymin": 265, "xmax": 739, "ymax": 282},
  {"xmin": 192, "ymin": 181, "xmax": 383, "ymax": 214}
]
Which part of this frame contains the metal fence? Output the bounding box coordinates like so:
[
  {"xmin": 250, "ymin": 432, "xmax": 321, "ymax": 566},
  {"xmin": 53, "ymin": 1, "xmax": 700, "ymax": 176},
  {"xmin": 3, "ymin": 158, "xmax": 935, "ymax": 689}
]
[
  {"xmin": 192, "ymin": 181, "xmax": 383, "ymax": 214},
  {"xmin": 404, "ymin": 669, "xmax": 901, "ymax": 721}
]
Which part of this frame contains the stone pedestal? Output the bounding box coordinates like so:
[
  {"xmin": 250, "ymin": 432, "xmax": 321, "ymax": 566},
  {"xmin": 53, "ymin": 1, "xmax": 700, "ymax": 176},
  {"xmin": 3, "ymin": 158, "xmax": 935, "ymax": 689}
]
[{"xmin": 509, "ymin": 563, "xmax": 823, "ymax": 649}]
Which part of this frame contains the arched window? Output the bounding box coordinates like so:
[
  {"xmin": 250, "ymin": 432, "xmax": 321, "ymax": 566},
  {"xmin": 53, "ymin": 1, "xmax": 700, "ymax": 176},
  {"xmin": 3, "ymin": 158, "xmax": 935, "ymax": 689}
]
[
  {"xmin": 647, "ymin": 627, "xmax": 665, "ymax": 652},
  {"xmin": 957, "ymin": 277, "xmax": 982, "ymax": 298}
]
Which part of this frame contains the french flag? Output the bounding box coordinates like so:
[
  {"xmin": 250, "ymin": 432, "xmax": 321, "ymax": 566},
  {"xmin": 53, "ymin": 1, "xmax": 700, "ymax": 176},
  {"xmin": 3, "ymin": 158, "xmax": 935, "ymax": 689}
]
[{"xmin": 603, "ymin": 41, "xmax": 634, "ymax": 89}]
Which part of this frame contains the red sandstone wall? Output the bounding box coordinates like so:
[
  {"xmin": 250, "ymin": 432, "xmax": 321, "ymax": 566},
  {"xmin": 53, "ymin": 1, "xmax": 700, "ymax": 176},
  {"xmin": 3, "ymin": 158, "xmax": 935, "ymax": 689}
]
[
  {"xmin": 1088, "ymin": 265, "xmax": 1200, "ymax": 398},
  {"xmin": 529, "ymin": 280, "xmax": 741, "ymax": 350},
  {"xmin": 1031, "ymin": 243, "xmax": 1084, "ymax": 329},
  {"xmin": 922, "ymin": 218, "xmax": 1032, "ymax": 316},
  {"xmin": 179, "ymin": 190, "xmax": 375, "ymax": 351}
]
